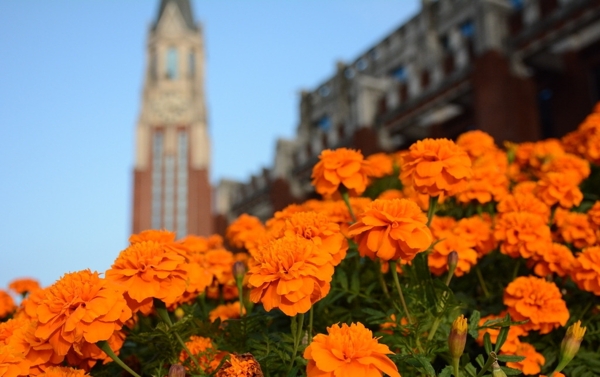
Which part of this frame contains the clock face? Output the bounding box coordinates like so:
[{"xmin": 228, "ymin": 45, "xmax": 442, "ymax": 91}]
[{"xmin": 150, "ymin": 92, "xmax": 189, "ymax": 124}]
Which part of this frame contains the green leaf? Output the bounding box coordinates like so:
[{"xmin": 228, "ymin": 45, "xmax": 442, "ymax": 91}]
[
  {"xmin": 501, "ymin": 366, "xmax": 523, "ymax": 375},
  {"xmin": 464, "ymin": 362, "xmax": 478, "ymax": 377},
  {"xmin": 414, "ymin": 356, "xmax": 437, "ymax": 376},
  {"xmin": 494, "ymin": 325, "xmax": 510, "ymax": 353},
  {"xmin": 469, "ymin": 310, "xmax": 481, "ymax": 339},
  {"xmin": 439, "ymin": 366, "xmax": 453, "ymax": 377},
  {"xmin": 496, "ymin": 354, "xmax": 526, "ymax": 362},
  {"xmin": 483, "ymin": 332, "xmax": 492, "ymax": 355},
  {"xmin": 337, "ymin": 269, "xmax": 348, "ymax": 291},
  {"xmin": 475, "ymin": 354, "xmax": 485, "ymax": 368}
]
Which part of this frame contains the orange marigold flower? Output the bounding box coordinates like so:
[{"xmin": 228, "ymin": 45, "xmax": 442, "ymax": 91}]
[
  {"xmin": 179, "ymin": 335, "xmax": 223, "ymax": 373},
  {"xmin": 515, "ymin": 139, "xmax": 565, "ymax": 171},
  {"xmin": 504, "ymin": 276, "xmax": 569, "ymax": 334},
  {"xmin": 530, "ymin": 243, "xmax": 575, "ymax": 278},
  {"xmin": 476, "ymin": 312, "xmax": 527, "ymax": 354},
  {"xmin": 536, "ymin": 172, "xmax": 583, "ymax": 209},
  {"xmin": 505, "ymin": 342, "xmax": 545, "ymax": 376},
  {"xmin": 209, "ymin": 302, "xmax": 245, "ymax": 322},
  {"xmin": 33, "ymin": 270, "xmax": 132, "ymax": 361},
  {"xmin": 215, "ymin": 353, "xmax": 264, "ymax": 377},
  {"xmin": 541, "ymin": 374, "xmax": 565, "ymax": 377},
  {"xmin": 311, "ymin": 148, "xmax": 372, "ymax": 197},
  {"xmin": 588, "ymin": 201, "xmax": 600, "ymax": 228},
  {"xmin": 37, "ymin": 366, "xmax": 90, "ymax": 376},
  {"xmin": 303, "ymin": 198, "xmax": 372, "ymax": 237},
  {"xmin": 247, "ymin": 235, "xmax": 334, "ymax": 316},
  {"xmin": 494, "ymin": 212, "xmax": 552, "ymax": 259},
  {"xmin": 304, "ymin": 322, "xmax": 400, "ymax": 377},
  {"xmin": 283, "ymin": 211, "xmax": 348, "ymax": 266},
  {"xmin": 106, "ymin": 241, "xmax": 190, "ymax": 312},
  {"xmin": 0, "ymin": 344, "xmax": 30, "ymax": 377},
  {"xmin": 179, "ymin": 234, "xmax": 224, "ymax": 254},
  {"xmin": 0, "ymin": 290, "xmax": 16, "ymax": 319},
  {"xmin": 347, "ymin": 198, "xmax": 432, "ymax": 262},
  {"xmin": 457, "ymin": 149, "xmax": 509, "ymax": 204},
  {"xmin": 555, "ymin": 211, "xmax": 597, "ymax": 249},
  {"xmin": 562, "ymin": 110, "xmax": 600, "ymax": 165},
  {"xmin": 497, "ymin": 192, "xmax": 550, "ymax": 220},
  {"xmin": 455, "ymin": 215, "xmax": 496, "ymax": 258},
  {"xmin": 570, "ymin": 246, "xmax": 600, "ymax": 295},
  {"xmin": 400, "ymin": 138, "xmax": 472, "ymax": 197},
  {"xmin": 377, "ymin": 189, "xmax": 404, "ymax": 200},
  {"xmin": 428, "ymin": 234, "xmax": 478, "ymax": 277},
  {"xmin": 511, "ymin": 181, "xmax": 537, "ymax": 196},
  {"xmin": 366, "ymin": 152, "xmax": 394, "ymax": 178},
  {"xmin": 430, "ymin": 216, "xmax": 457, "ymax": 239},
  {"xmin": 3, "ymin": 318, "xmax": 63, "ymax": 374},
  {"xmin": 8, "ymin": 278, "xmax": 41, "ymax": 296},
  {"xmin": 542, "ymin": 153, "xmax": 590, "ymax": 185},
  {"xmin": 456, "ymin": 130, "xmax": 497, "ymax": 159},
  {"xmin": 226, "ymin": 214, "xmax": 266, "ymax": 250},
  {"xmin": 401, "ymin": 183, "xmax": 432, "ymax": 211}
]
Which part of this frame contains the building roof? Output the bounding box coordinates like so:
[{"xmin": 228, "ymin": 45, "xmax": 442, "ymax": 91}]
[{"xmin": 153, "ymin": 0, "xmax": 197, "ymax": 31}]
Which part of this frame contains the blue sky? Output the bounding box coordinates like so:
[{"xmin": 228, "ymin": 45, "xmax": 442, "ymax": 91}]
[{"xmin": 0, "ymin": 0, "xmax": 419, "ymax": 290}]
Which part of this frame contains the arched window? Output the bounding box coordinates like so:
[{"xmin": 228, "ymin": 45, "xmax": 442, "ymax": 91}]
[
  {"xmin": 166, "ymin": 47, "xmax": 178, "ymax": 79},
  {"xmin": 188, "ymin": 50, "xmax": 195, "ymax": 78}
]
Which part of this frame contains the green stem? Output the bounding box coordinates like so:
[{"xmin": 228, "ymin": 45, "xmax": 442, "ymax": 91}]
[
  {"xmin": 377, "ymin": 261, "xmax": 392, "ymax": 300},
  {"xmin": 236, "ymin": 276, "xmax": 245, "ymax": 317},
  {"xmin": 512, "ymin": 259, "xmax": 522, "ymax": 280},
  {"xmin": 390, "ymin": 261, "xmax": 413, "ymax": 324},
  {"xmin": 308, "ymin": 306, "xmax": 314, "ymax": 339},
  {"xmin": 452, "ymin": 357, "xmax": 460, "ymax": 377},
  {"xmin": 155, "ymin": 302, "xmax": 202, "ymax": 372},
  {"xmin": 286, "ymin": 313, "xmax": 305, "ymax": 375},
  {"xmin": 426, "ymin": 196, "xmax": 439, "ymax": 227},
  {"xmin": 98, "ymin": 340, "xmax": 142, "ymax": 377},
  {"xmin": 340, "ymin": 188, "xmax": 356, "ymax": 223},
  {"xmin": 475, "ymin": 352, "xmax": 497, "ymax": 377},
  {"xmin": 475, "ymin": 266, "xmax": 490, "ymax": 298}
]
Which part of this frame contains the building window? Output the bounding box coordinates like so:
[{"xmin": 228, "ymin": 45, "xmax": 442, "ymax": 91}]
[
  {"xmin": 316, "ymin": 115, "xmax": 332, "ymax": 132},
  {"xmin": 356, "ymin": 58, "xmax": 368, "ymax": 71},
  {"xmin": 188, "ymin": 50, "xmax": 195, "ymax": 79},
  {"xmin": 538, "ymin": 89, "xmax": 554, "ymax": 138},
  {"xmin": 318, "ymin": 85, "xmax": 331, "ymax": 97},
  {"xmin": 166, "ymin": 47, "xmax": 178, "ymax": 79},
  {"xmin": 511, "ymin": 0, "xmax": 524, "ymax": 10},
  {"xmin": 164, "ymin": 155, "xmax": 175, "ymax": 231},
  {"xmin": 150, "ymin": 48, "xmax": 157, "ymax": 80},
  {"xmin": 460, "ymin": 20, "xmax": 475, "ymax": 38},
  {"xmin": 151, "ymin": 132, "xmax": 164, "ymax": 229},
  {"xmin": 176, "ymin": 132, "xmax": 188, "ymax": 237},
  {"xmin": 391, "ymin": 66, "xmax": 407, "ymax": 82},
  {"xmin": 344, "ymin": 67, "xmax": 355, "ymax": 79}
]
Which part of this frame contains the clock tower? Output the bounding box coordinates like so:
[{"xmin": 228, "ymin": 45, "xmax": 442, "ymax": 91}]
[{"xmin": 132, "ymin": 0, "xmax": 212, "ymax": 237}]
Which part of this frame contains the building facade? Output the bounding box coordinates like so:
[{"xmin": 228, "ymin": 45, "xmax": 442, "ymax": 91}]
[
  {"xmin": 132, "ymin": 0, "xmax": 212, "ymax": 237},
  {"xmin": 215, "ymin": 0, "xmax": 600, "ymax": 230}
]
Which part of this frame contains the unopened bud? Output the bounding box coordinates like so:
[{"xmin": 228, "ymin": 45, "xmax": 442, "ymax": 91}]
[
  {"xmin": 168, "ymin": 364, "xmax": 186, "ymax": 377},
  {"xmin": 447, "ymin": 251, "xmax": 458, "ymax": 276},
  {"xmin": 174, "ymin": 307, "xmax": 185, "ymax": 320},
  {"xmin": 558, "ymin": 320, "xmax": 586, "ymax": 369},
  {"xmin": 491, "ymin": 361, "xmax": 507, "ymax": 377},
  {"xmin": 233, "ymin": 261, "xmax": 246, "ymax": 281},
  {"xmin": 448, "ymin": 314, "xmax": 467, "ymax": 359}
]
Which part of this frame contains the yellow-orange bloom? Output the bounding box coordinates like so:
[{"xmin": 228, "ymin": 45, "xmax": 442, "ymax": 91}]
[
  {"xmin": 347, "ymin": 198, "xmax": 432, "ymax": 262},
  {"xmin": 226, "ymin": 214, "xmax": 267, "ymax": 250},
  {"xmin": 554, "ymin": 211, "xmax": 597, "ymax": 249},
  {"xmin": 428, "ymin": 235, "xmax": 478, "ymax": 277},
  {"xmin": 215, "ymin": 353, "xmax": 263, "ymax": 377},
  {"xmin": 33, "ymin": 270, "xmax": 131, "ymax": 366},
  {"xmin": 497, "ymin": 192, "xmax": 550, "ymax": 220},
  {"xmin": 542, "ymin": 153, "xmax": 590, "ymax": 185},
  {"xmin": 311, "ymin": 148, "xmax": 372, "ymax": 197},
  {"xmin": 457, "ymin": 149, "xmax": 509, "ymax": 204},
  {"xmin": 37, "ymin": 366, "xmax": 90, "ymax": 376},
  {"xmin": 456, "ymin": 130, "xmax": 497, "ymax": 159},
  {"xmin": 366, "ymin": 152, "xmax": 394, "ymax": 178},
  {"xmin": 0, "ymin": 344, "xmax": 30, "ymax": 377},
  {"xmin": 504, "ymin": 276, "xmax": 569, "ymax": 334},
  {"xmin": 0, "ymin": 290, "xmax": 16, "ymax": 319},
  {"xmin": 562, "ymin": 109, "xmax": 600, "ymax": 165},
  {"xmin": 536, "ymin": 172, "xmax": 583, "ymax": 209},
  {"xmin": 494, "ymin": 212, "xmax": 552, "ymax": 259},
  {"xmin": 377, "ymin": 189, "xmax": 404, "ymax": 200},
  {"xmin": 570, "ymin": 246, "xmax": 600, "ymax": 295},
  {"xmin": 588, "ymin": 201, "xmax": 600, "ymax": 229},
  {"xmin": 455, "ymin": 215, "xmax": 496, "ymax": 258},
  {"xmin": 209, "ymin": 302, "xmax": 245, "ymax": 322},
  {"xmin": 106, "ymin": 240, "xmax": 190, "ymax": 312},
  {"xmin": 179, "ymin": 336, "xmax": 223, "ymax": 373},
  {"xmin": 400, "ymin": 138, "xmax": 472, "ymax": 197},
  {"xmin": 8, "ymin": 278, "xmax": 41, "ymax": 296},
  {"xmin": 530, "ymin": 243, "xmax": 575, "ymax": 278},
  {"xmin": 304, "ymin": 322, "xmax": 400, "ymax": 377},
  {"xmin": 247, "ymin": 235, "xmax": 334, "ymax": 316},
  {"xmin": 505, "ymin": 342, "xmax": 545, "ymax": 375},
  {"xmin": 283, "ymin": 211, "xmax": 348, "ymax": 266}
]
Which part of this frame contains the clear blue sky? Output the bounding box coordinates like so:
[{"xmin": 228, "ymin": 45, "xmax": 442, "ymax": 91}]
[{"xmin": 0, "ymin": 0, "xmax": 419, "ymax": 290}]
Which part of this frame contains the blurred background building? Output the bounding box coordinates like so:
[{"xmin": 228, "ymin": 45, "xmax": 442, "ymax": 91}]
[
  {"xmin": 132, "ymin": 0, "xmax": 213, "ymax": 237},
  {"xmin": 214, "ymin": 0, "xmax": 600, "ymax": 233}
]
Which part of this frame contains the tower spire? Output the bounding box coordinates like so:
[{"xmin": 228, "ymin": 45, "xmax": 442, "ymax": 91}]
[{"xmin": 154, "ymin": 0, "xmax": 197, "ymax": 30}]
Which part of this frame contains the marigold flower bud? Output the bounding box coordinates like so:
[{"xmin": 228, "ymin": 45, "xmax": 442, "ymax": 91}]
[
  {"xmin": 168, "ymin": 364, "xmax": 186, "ymax": 377},
  {"xmin": 491, "ymin": 361, "xmax": 508, "ymax": 377},
  {"xmin": 558, "ymin": 320, "xmax": 586, "ymax": 368},
  {"xmin": 174, "ymin": 307, "xmax": 185, "ymax": 320},
  {"xmin": 233, "ymin": 261, "xmax": 246, "ymax": 281},
  {"xmin": 449, "ymin": 314, "xmax": 468, "ymax": 359},
  {"xmin": 448, "ymin": 251, "xmax": 458, "ymax": 276}
]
